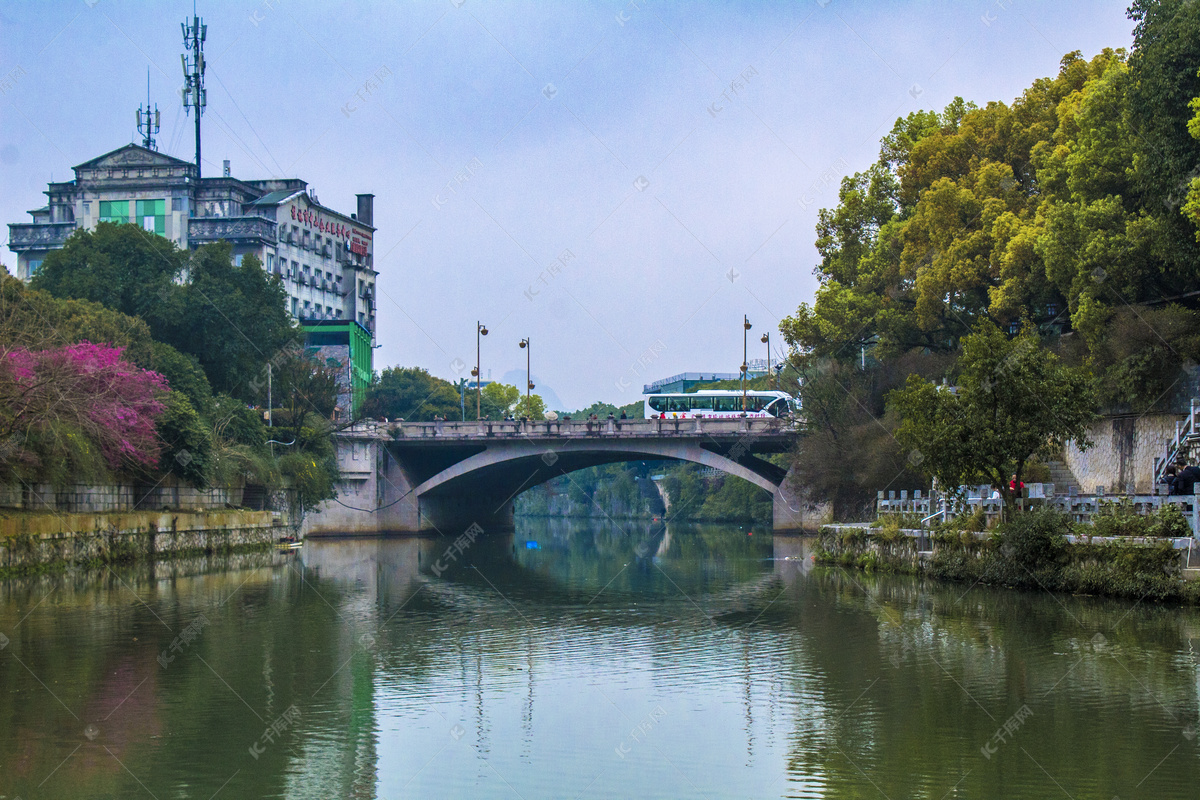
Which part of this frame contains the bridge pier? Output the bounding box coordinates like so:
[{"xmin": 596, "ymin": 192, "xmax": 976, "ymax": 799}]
[{"xmin": 773, "ymin": 470, "xmax": 830, "ymax": 532}]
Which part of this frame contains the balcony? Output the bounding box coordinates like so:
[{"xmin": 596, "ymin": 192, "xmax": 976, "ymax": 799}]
[
  {"xmin": 188, "ymin": 216, "xmax": 276, "ymax": 246},
  {"xmin": 8, "ymin": 222, "xmax": 77, "ymax": 251}
]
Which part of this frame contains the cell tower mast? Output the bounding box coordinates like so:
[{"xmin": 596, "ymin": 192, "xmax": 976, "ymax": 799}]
[
  {"xmin": 136, "ymin": 70, "xmax": 160, "ymax": 151},
  {"xmin": 181, "ymin": 11, "xmax": 207, "ymax": 177}
]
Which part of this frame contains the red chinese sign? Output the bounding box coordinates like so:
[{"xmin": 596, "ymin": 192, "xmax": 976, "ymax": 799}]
[{"xmin": 289, "ymin": 204, "xmax": 359, "ymax": 242}]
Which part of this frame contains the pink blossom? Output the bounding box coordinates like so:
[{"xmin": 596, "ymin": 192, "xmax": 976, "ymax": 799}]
[{"xmin": 1, "ymin": 342, "xmax": 168, "ymax": 470}]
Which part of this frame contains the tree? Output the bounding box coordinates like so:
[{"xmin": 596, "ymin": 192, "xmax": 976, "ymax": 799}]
[
  {"xmin": 512, "ymin": 393, "xmax": 546, "ymax": 420},
  {"xmin": 156, "ymin": 390, "xmax": 212, "ymax": 487},
  {"xmin": 361, "ymin": 367, "xmax": 461, "ymax": 421},
  {"xmin": 480, "ymin": 382, "xmax": 519, "ymax": 419},
  {"xmin": 31, "ymin": 222, "xmax": 182, "ymax": 327},
  {"xmin": 0, "ymin": 342, "xmax": 168, "ymax": 485},
  {"xmin": 173, "ymin": 246, "xmax": 300, "ymax": 400},
  {"xmin": 567, "ymin": 399, "xmax": 644, "ymax": 419},
  {"xmin": 783, "ymin": 46, "xmax": 1200, "ymax": 411},
  {"xmin": 790, "ymin": 350, "xmax": 947, "ymax": 520},
  {"xmin": 890, "ymin": 323, "xmax": 1097, "ymax": 517},
  {"xmin": 32, "ymin": 227, "xmax": 301, "ymax": 402},
  {"xmin": 270, "ymin": 347, "xmax": 341, "ymax": 429}
]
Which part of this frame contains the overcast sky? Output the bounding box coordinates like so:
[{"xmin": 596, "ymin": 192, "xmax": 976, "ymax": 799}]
[{"xmin": 2, "ymin": 1, "xmax": 1135, "ymax": 410}]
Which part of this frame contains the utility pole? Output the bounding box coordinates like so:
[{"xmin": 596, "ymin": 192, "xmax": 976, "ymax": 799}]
[
  {"xmin": 472, "ymin": 321, "xmax": 488, "ymax": 419},
  {"xmin": 519, "ymin": 338, "xmax": 533, "ymax": 399},
  {"xmin": 742, "ymin": 315, "xmax": 752, "ymax": 415},
  {"xmin": 761, "ymin": 331, "xmax": 771, "ymax": 390},
  {"xmin": 137, "ymin": 70, "xmax": 160, "ymax": 151},
  {"xmin": 181, "ymin": 11, "xmax": 207, "ymax": 177}
]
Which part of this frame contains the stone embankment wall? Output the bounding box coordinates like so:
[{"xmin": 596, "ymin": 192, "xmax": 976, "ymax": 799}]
[
  {"xmin": 0, "ymin": 509, "xmax": 294, "ymax": 574},
  {"xmin": 1063, "ymin": 414, "xmax": 1178, "ymax": 494}
]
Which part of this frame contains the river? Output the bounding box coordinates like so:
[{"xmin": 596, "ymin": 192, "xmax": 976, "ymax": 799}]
[{"xmin": 1, "ymin": 518, "xmax": 1198, "ymax": 798}]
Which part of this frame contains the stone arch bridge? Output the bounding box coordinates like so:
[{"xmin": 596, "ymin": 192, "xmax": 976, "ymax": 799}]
[{"xmin": 302, "ymin": 418, "xmax": 821, "ymax": 536}]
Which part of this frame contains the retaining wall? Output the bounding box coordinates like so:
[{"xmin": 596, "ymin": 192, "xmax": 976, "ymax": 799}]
[
  {"xmin": 1064, "ymin": 414, "xmax": 1178, "ymax": 494},
  {"xmin": 0, "ymin": 509, "xmax": 295, "ymax": 574}
]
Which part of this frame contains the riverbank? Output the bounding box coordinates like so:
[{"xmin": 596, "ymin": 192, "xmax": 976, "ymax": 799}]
[
  {"xmin": 816, "ymin": 515, "xmax": 1200, "ymax": 604},
  {"xmin": 0, "ymin": 508, "xmax": 297, "ymax": 577}
]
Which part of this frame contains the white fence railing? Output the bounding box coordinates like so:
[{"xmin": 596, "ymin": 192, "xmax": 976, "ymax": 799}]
[{"xmin": 877, "ymin": 484, "xmax": 1200, "ymax": 537}]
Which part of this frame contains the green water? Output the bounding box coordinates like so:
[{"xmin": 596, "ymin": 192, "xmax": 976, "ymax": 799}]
[{"xmin": 1, "ymin": 519, "xmax": 1198, "ymax": 798}]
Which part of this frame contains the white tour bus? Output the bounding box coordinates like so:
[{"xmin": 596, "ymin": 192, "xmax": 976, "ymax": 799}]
[{"xmin": 644, "ymin": 390, "xmax": 798, "ymax": 419}]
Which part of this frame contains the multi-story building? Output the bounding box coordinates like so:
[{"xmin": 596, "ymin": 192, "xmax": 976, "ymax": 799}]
[{"xmin": 7, "ymin": 143, "xmax": 378, "ymax": 413}]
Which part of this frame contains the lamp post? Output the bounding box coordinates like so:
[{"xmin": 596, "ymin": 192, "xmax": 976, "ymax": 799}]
[
  {"xmin": 473, "ymin": 321, "xmax": 488, "ymax": 420},
  {"xmin": 742, "ymin": 315, "xmax": 752, "ymax": 414},
  {"xmin": 760, "ymin": 332, "xmax": 771, "ymax": 389},
  {"xmin": 518, "ymin": 338, "xmax": 533, "ymax": 398}
]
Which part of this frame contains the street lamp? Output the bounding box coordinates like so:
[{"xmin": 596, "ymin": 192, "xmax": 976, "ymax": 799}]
[
  {"xmin": 518, "ymin": 338, "xmax": 534, "ymax": 398},
  {"xmin": 742, "ymin": 315, "xmax": 752, "ymax": 414},
  {"xmin": 473, "ymin": 321, "xmax": 488, "ymax": 420},
  {"xmin": 761, "ymin": 332, "xmax": 771, "ymax": 389}
]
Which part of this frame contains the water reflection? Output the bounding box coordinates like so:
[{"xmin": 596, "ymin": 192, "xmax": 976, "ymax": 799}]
[{"xmin": 0, "ymin": 522, "xmax": 1197, "ymax": 798}]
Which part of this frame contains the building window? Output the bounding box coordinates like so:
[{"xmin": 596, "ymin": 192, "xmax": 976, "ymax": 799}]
[
  {"xmin": 336, "ymin": 309, "xmax": 342, "ymax": 318},
  {"xmin": 291, "ymin": 298, "xmax": 298, "ymax": 316},
  {"xmin": 135, "ymin": 199, "xmax": 166, "ymax": 234},
  {"xmin": 234, "ymin": 253, "xmax": 244, "ymax": 267},
  {"xmin": 27, "ymin": 259, "xmax": 43, "ymax": 276},
  {"xmin": 266, "ymin": 254, "xmax": 275, "ymax": 272},
  {"xmin": 171, "ymin": 196, "xmax": 185, "ymax": 212},
  {"xmin": 82, "ymin": 201, "xmax": 91, "ymax": 216},
  {"xmin": 99, "ymin": 200, "xmax": 130, "ymax": 225}
]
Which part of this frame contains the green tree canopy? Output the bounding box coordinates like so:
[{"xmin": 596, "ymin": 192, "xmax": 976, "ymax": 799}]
[
  {"xmin": 782, "ymin": 40, "xmax": 1200, "ymax": 410},
  {"xmin": 32, "ymin": 225, "xmax": 300, "ymax": 402},
  {"xmin": 890, "ymin": 323, "xmax": 1097, "ymax": 516},
  {"xmin": 361, "ymin": 367, "xmax": 461, "ymax": 421},
  {"xmin": 480, "ymin": 382, "xmax": 519, "ymax": 419},
  {"xmin": 512, "ymin": 393, "xmax": 546, "ymax": 420},
  {"xmin": 30, "ymin": 221, "xmax": 182, "ymax": 327}
]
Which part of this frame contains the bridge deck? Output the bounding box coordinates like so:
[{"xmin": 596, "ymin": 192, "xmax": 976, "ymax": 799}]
[{"xmin": 349, "ymin": 417, "xmax": 801, "ymax": 443}]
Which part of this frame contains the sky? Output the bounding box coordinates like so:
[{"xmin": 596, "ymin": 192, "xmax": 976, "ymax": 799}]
[{"xmin": 1, "ymin": 0, "xmax": 1136, "ymax": 410}]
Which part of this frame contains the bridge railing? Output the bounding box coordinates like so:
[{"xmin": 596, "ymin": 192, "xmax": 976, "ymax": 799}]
[{"xmin": 356, "ymin": 417, "xmax": 802, "ymax": 440}]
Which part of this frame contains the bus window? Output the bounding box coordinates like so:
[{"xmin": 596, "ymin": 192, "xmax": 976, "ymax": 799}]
[
  {"xmin": 766, "ymin": 398, "xmax": 788, "ymax": 417},
  {"xmin": 711, "ymin": 396, "xmax": 736, "ymax": 412},
  {"xmin": 648, "ymin": 397, "xmax": 667, "ymax": 412},
  {"xmin": 668, "ymin": 396, "xmax": 690, "ymax": 413},
  {"xmin": 690, "ymin": 395, "xmax": 713, "ymax": 410}
]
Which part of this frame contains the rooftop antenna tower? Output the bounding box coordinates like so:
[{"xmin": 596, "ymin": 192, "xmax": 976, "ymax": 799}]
[
  {"xmin": 181, "ymin": 7, "xmax": 206, "ymax": 176},
  {"xmin": 136, "ymin": 69, "xmax": 160, "ymax": 151}
]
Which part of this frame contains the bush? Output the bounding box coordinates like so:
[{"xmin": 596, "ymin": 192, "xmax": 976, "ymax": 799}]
[
  {"xmin": 1090, "ymin": 498, "xmax": 1150, "ymax": 537},
  {"xmin": 1148, "ymin": 502, "xmax": 1191, "ymax": 539},
  {"xmin": 982, "ymin": 507, "xmax": 1069, "ymax": 589},
  {"xmin": 156, "ymin": 391, "xmax": 212, "ymax": 486},
  {"xmin": 1087, "ymin": 499, "xmax": 1191, "ymax": 539}
]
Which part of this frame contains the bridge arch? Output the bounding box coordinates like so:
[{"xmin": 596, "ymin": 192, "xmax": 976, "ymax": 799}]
[{"xmin": 408, "ymin": 438, "xmax": 783, "ymax": 500}]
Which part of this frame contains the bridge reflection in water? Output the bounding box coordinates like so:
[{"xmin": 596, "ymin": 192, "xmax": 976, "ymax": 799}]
[
  {"xmin": 4, "ymin": 524, "xmax": 1200, "ymax": 798},
  {"xmin": 303, "ymin": 418, "xmax": 823, "ymax": 535}
]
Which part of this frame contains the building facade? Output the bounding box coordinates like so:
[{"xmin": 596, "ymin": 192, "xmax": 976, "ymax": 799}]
[{"xmin": 7, "ymin": 143, "xmax": 378, "ymax": 412}]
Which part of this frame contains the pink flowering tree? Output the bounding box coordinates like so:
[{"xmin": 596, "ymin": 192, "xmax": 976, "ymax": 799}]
[{"xmin": 0, "ymin": 342, "xmax": 167, "ymax": 483}]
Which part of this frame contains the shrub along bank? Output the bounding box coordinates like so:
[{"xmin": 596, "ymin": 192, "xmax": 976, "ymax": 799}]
[{"xmin": 817, "ymin": 508, "xmax": 1200, "ymax": 604}]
